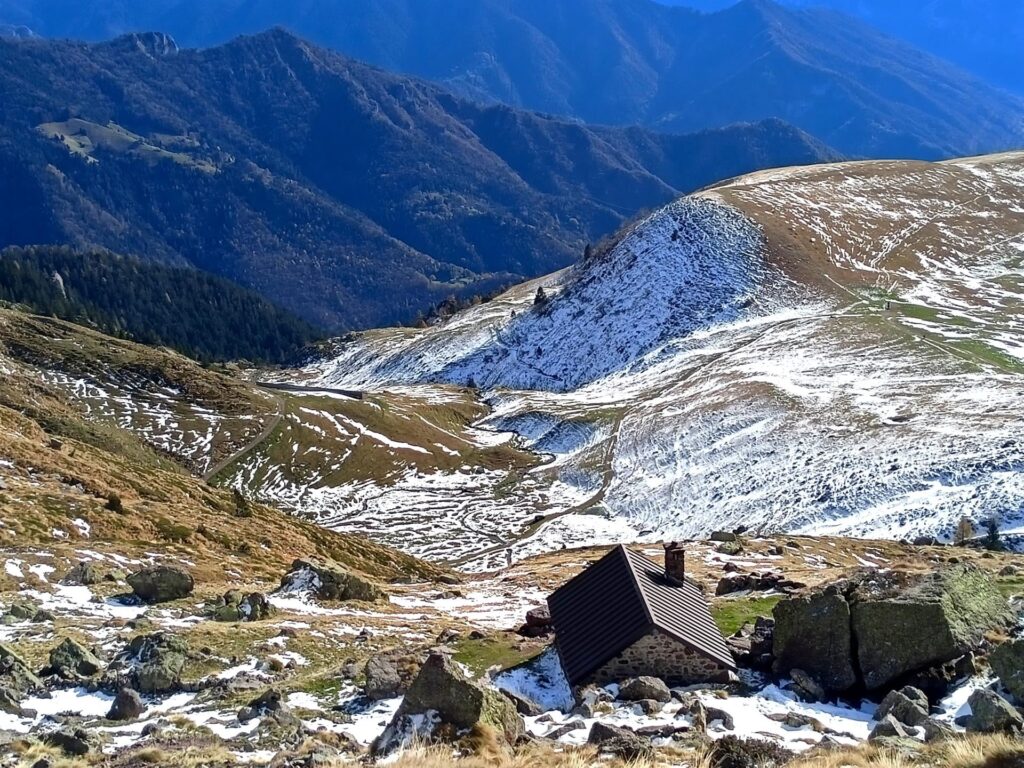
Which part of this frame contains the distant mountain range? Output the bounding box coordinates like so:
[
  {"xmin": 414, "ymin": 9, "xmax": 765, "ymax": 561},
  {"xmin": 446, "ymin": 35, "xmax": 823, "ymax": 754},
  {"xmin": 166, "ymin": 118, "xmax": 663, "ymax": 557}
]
[
  {"xmin": 666, "ymin": 0, "xmax": 1024, "ymax": 96},
  {"xmin": 0, "ymin": 0, "xmax": 1021, "ymax": 159},
  {"xmin": 0, "ymin": 30, "xmax": 835, "ymax": 330}
]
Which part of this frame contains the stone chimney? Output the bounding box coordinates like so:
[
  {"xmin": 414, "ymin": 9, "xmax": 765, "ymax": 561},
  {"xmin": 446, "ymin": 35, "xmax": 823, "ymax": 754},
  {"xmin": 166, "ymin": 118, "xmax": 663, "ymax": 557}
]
[{"xmin": 664, "ymin": 542, "xmax": 686, "ymax": 583}]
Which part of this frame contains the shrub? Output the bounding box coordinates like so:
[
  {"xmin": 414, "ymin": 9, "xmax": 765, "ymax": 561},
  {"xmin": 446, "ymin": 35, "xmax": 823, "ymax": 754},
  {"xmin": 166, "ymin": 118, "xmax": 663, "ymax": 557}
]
[{"xmin": 711, "ymin": 735, "xmax": 794, "ymax": 768}]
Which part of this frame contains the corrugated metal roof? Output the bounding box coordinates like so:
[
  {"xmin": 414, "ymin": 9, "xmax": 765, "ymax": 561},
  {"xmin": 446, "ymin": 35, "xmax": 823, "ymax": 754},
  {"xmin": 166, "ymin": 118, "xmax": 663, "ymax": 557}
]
[{"xmin": 547, "ymin": 545, "xmax": 735, "ymax": 684}]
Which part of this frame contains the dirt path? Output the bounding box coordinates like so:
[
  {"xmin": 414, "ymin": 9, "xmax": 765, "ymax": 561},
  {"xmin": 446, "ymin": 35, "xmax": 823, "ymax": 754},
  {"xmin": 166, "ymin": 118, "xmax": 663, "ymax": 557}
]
[{"xmin": 203, "ymin": 392, "xmax": 284, "ymax": 483}]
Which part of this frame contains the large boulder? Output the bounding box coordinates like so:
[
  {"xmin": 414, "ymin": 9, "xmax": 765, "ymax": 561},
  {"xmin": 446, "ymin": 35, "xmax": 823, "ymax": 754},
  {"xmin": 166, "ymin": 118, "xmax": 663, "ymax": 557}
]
[
  {"xmin": 364, "ymin": 655, "xmax": 403, "ymax": 701},
  {"xmin": 966, "ymin": 689, "xmax": 1024, "ymax": 734},
  {"xmin": 990, "ymin": 639, "xmax": 1024, "ymax": 703},
  {"xmin": 772, "ymin": 590, "xmax": 856, "ymax": 692},
  {"xmin": 773, "ymin": 565, "xmax": 1011, "ymax": 694},
  {"xmin": 375, "ymin": 653, "xmax": 522, "ymax": 755},
  {"xmin": 280, "ymin": 557, "xmax": 386, "ymax": 603},
  {"xmin": 48, "ymin": 638, "xmax": 104, "ymax": 679},
  {"xmin": 106, "ymin": 633, "xmax": 188, "ymax": 694},
  {"xmin": 127, "ymin": 566, "xmax": 194, "ymax": 604},
  {"xmin": 852, "ymin": 566, "xmax": 1011, "ymax": 690}
]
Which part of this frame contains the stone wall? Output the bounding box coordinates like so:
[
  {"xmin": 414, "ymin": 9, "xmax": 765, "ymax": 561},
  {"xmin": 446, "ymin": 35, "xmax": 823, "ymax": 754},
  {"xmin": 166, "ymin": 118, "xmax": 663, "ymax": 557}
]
[{"xmin": 590, "ymin": 629, "xmax": 729, "ymax": 685}]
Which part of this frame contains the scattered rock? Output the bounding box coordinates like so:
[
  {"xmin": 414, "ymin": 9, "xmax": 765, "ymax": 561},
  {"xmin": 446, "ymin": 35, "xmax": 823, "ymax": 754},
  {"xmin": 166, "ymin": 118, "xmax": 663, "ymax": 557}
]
[
  {"xmin": 107, "ymin": 688, "xmax": 145, "ymax": 721},
  {"xmin": 545, "ymin": 720, "xmax": 585, "ymax": 739},
  {"xmin": 705, "ymin": 705, "xmax": 736, "ymax": 731},
  {"xmin": 767, "ymin": 712, "xmax": 824, "ymax": 732},
  {"xmin": 127, "ymin": 565, "xmax": 194, "ymax": 604},
  {"xmin": 717, "ymin": 540, "xmax": 743, "ymax": 556},
  {"xmin": 281, "ymin": 557, "xmax": 386, "ymax": 602},
  {"xmin": 635, "ymin": 698, "xmax": 663, "ymax": 715},
  {"xmin": 875, "ymin": 686, "xmax": 929, "ymax": 727},
  {"xmin": 6, "ymin": 603, "xmax": 36, "ymax": 621},
  {"xmin": 618, "ymin": 676, "xmax": 671, "ymax": 703},
  {"xmin": 0, "ymin": 642, "xmax": 42, "ymax": 696},
  {"xmin": 587, "ymin": 721, "xmax": 653, "ymax": 762},
  {"xmin": 106, "ymin": 632, "xmax": 188, "ymax": 694},
  {"xmin": 238, "ymin": 688, "xmax": 287, "ymax": 722},
  {"xmin": 363, "ymin": 655, "xmax": 402, "ymax": 701},
  {"xmin": 966, "ymin": 689, "xmax": 1024, "ymax": 733},
  {"xmin": 789, "ymin": 669, "xmax": 827, "ymax": 703},
  {"xmin": 212, "ymin": 590, "xmax": 275, "ymax": 622},
  {"xmin": 869, "ymin": 714, "xmax": 911, "ymax": 741},
  {"xmin": 921, "ymin": 718, "xmax": 957, "ymax": 743},
  {"xmin": 501, "ymin": 689, "xmax": 542, "ymax": 717},
  {"xmin": 710, "ymin": 531, "xmax": 739, "ymax": 543},
  {"xmin": 525, "ymin": 606, "xmax": 551, "ymax": 628},
  {"xmin": 61, "ymin": 561, "xmax": 103, "ymax": 586},
  {"xmin": 44, "ymin": 727, "xmax": 92, "ymax": 756},
  {"xmin": 48, "ymin": 637, "xmax": 104, "ymax": 679},
  {"xmin": 375, "ymin": 653, "xmax": 522, "ymax": 755}
]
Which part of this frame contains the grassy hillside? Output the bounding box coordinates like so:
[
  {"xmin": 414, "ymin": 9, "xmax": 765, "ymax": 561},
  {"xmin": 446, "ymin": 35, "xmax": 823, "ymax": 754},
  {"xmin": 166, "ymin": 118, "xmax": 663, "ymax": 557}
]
[{"xmin": 0, "ymin": 307, "xmax": 447, "ymax": 583}]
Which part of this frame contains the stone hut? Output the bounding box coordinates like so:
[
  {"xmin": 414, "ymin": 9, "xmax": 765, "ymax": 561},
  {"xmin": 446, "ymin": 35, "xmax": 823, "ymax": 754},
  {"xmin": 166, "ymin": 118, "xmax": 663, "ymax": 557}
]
[{"xmin": 547, "ymin": 543, "xmax": 736, "ymax": 686}]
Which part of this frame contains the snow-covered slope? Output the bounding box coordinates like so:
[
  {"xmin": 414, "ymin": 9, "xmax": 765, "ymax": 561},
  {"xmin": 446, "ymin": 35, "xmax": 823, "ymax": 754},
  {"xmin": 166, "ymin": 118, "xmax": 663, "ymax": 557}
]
[{"xmin": 304, "ymin": 152, "xmax": 1024, "ymax": 558}]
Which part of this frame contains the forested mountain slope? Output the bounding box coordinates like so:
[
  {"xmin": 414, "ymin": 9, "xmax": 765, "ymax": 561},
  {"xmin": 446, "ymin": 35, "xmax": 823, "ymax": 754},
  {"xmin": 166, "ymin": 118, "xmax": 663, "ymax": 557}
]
[
  {"xmin": 2, "ymin": 0, "xmax": 1021, "ymax": 159},
  {"xmin": 0, "ymin": 30, "xmax": 835, "ymax": 330}
]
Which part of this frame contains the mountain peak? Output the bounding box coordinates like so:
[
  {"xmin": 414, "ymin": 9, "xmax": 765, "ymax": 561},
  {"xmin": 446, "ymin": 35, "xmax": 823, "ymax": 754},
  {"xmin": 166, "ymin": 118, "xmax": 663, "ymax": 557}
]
[{"xmin": 102, "ymin": 31, "xmax": 178, "ymax": 58}]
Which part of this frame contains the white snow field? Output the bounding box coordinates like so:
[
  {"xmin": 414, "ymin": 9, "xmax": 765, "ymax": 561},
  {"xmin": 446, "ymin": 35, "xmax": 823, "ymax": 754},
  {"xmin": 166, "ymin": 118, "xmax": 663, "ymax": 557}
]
[{"xmin": 297, "ymin": 153, "xmax": 1024, "ymax": 560}]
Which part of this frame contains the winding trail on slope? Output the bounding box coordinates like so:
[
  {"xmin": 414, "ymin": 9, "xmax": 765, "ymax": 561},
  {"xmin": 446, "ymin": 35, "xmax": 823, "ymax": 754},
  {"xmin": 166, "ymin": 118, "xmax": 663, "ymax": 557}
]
[{"xmin": 204, "ymin": 391, "xmax": 284, "ymax": 483}]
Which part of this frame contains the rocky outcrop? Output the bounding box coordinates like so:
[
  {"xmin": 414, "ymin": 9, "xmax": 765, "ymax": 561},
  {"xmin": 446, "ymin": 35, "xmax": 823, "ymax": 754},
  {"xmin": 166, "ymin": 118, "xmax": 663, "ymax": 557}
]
[
  {"xmin": 990, "ymin": 639, "xmax": 1024, "ymax": 702},
  {"xmin": 375, "ymin": 653, "xmax": 522, "ymax": 755},
  {"xmin": 127, "ymin": 566, "xmax": 194, "ymax": 604},
  {"xmin": 773, "ymin": 566, "xmax": 1011, "ymax": 694},
  {"xmin": 105, "ymin": 633, "xmax": 188, "ymax": 694},
  {"xmin": 726, "ymin": 617, "xmax": 774, "ymax": 670},
  {"xmin": 280, "ymin": 557, "xmax": 386, "ymax": 603},
  {"xmin": 47, "ymin": 638, "xmax": 104, "ymax": 679},
  {"xmin": 211, "ymin": 590, "xmax": 275, "ymax": 622}
]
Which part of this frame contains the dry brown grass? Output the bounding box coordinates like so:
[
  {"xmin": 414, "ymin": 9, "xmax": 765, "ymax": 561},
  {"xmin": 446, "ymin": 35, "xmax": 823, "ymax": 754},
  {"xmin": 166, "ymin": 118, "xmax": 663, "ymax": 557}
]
[{"xmin": 790, "ymin": 734, "xmax": 1024, "ymax": 768}]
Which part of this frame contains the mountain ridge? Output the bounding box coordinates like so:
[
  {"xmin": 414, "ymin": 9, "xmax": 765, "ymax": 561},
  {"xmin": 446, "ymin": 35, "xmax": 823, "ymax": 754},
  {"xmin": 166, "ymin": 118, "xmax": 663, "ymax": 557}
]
[
  {"xmin": 2, "ymin": 0, "xmax": 1022, "ymax": 159},
  {"xmin": 0, "ymin": 28, "xmax": 838, "ymax": 330}
]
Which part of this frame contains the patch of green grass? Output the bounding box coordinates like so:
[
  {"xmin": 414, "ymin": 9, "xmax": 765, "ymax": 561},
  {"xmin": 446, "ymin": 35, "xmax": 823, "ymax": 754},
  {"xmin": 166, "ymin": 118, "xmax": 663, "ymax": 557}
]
[
  {"xmin": 452, "ymin": 634, "xmax": 537, "ymax": 676},
  {"xmin": 711, "ymin": 595, "xmax": 781, "ymax": 636},
  {"xmin": 996, "ymin": 575, "xmax": 1024, "ymax": 598}
]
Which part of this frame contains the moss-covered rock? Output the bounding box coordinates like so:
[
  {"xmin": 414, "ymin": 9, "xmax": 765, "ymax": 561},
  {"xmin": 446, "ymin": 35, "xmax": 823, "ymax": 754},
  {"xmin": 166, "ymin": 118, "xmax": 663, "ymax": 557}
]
[
  {"xmin": 773, "ymin": 565, "xmax": 1011, "ymax": 694},
  {"xmin": 772, "ymin": 590, "xmax": 856, "ymax": 692},
  {"xmin": 0, "ymin": 642, "xmax": 42, "ymax": 697},
  {"xmin": 48, "ymin": 637, "xmax": 104, "ymax": 679},
  {"xmin": 127, "ymin": 565, "xmax": 194, "ymax": 604},
  {"xmin": 280, "ymin": 556, "xmax": 386, "ymax": 602},
  {"xmin": 375, "ymin": 652, "xmax": 522, "ymax": 755},
  {"xmin": 853, "ymin": 565, "xmax": 1012, "ymax": 690},
  {"xmin": 106, "ymin": 632, "xmax": 188, "ymax": 694}
]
